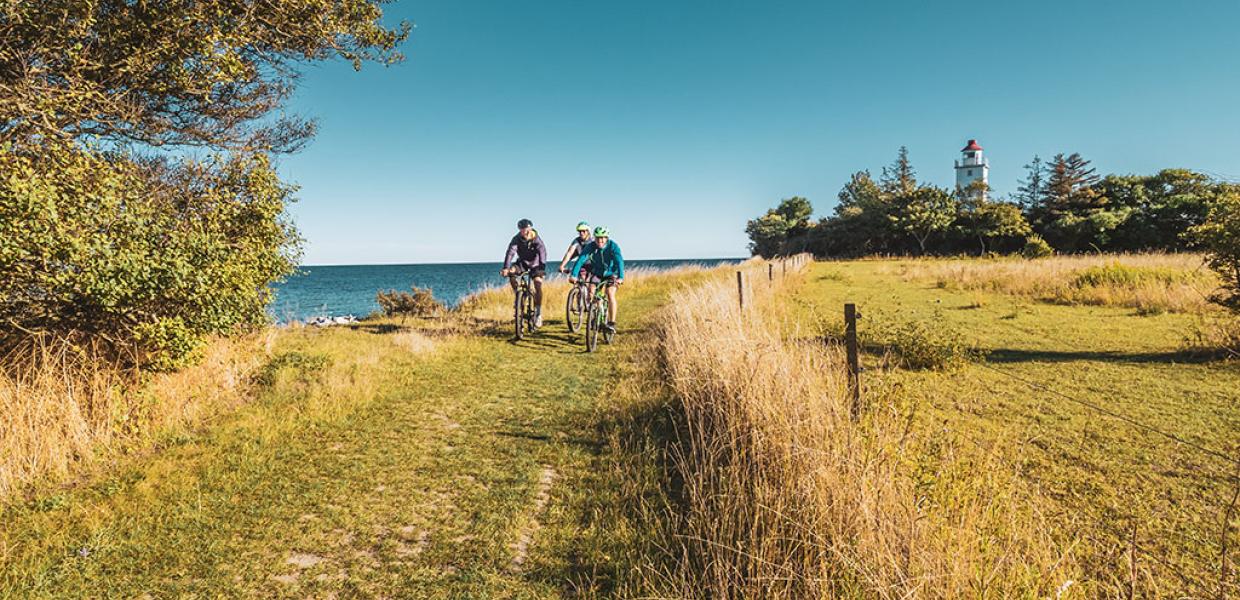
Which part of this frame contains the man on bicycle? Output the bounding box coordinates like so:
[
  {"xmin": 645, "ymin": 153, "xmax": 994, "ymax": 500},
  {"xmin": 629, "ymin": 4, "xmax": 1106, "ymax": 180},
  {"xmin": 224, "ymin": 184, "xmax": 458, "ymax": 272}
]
[
  {"xmin": 500, "ymin": 218, "xmax": 548, "ymax": 327},
  {"xmin": 568, "ymin": 226, "xmax": 624, "ymax": 333},
  {"xmin": 557, "ymin": 221, "xmax": 593, "ymax": 276}
]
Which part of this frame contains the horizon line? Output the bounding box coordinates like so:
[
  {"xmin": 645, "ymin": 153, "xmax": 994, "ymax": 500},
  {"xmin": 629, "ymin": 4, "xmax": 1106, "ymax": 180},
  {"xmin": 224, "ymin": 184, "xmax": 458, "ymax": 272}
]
[{"xmin": 298, "ymin": 255, "xmax": 748, "ymax": 268}]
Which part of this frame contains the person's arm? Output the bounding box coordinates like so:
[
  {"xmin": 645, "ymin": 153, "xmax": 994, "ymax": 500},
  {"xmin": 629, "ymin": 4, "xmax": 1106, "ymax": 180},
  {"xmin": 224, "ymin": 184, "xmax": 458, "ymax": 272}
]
[
  {"xmin": 536, "ymin": 236, "xmax": 547, "ymax": 267},
  {"xmin": 570, "ymin": 248, "xmax": 590, "ymax": 278},
  {"xmin": 613, "ymin": 242, "xmax": 625, "ymax": 281},
  {"xmin": 503, "ymin": 237, "xmax": 518, "ymax": 269},
  {"xmin": 559, "ymin": 242, "xmax": 577, "ymax": 272}
]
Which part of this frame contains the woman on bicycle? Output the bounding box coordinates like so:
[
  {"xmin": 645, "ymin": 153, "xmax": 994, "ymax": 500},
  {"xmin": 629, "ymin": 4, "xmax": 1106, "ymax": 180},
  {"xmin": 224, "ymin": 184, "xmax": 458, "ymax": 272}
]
[
  {"xmin": 500, "ymin": 218, "xmax": 548, "ymax": 327},
  {"xmin": 568, "ymin": 226, "xmax": 624, "ymax": 333}
]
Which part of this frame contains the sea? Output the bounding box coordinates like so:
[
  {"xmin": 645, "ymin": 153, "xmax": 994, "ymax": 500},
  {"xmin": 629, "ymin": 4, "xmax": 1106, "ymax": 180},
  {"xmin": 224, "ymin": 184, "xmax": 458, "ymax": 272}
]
[{"xmin": 269, "ymin": 258, "xmax": 743, "ymax": 323}]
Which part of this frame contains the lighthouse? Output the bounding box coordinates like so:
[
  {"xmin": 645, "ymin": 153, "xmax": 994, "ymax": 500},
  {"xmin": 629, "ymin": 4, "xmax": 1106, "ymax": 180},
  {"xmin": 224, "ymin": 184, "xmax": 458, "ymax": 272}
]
[{"xmin": 954, "ymin": 139, "xmax": 989, "ymax": 198}]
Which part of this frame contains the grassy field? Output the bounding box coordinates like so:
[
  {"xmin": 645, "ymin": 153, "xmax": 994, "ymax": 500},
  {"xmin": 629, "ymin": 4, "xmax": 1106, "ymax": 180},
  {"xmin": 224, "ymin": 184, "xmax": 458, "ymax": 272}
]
[
  {"xmin": 2, "ymin": 256, "xmax": 1236, "ymax": 597},
  {"xmin": 789, "ymin": 258, "xmax": 1240, "ymax": 597}
]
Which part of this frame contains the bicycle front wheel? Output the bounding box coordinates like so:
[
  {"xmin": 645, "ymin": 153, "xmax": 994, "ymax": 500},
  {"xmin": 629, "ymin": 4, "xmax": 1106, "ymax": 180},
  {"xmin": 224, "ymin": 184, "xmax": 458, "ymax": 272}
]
[
  {"xmin": 513, "ymin": 289, "xmax": 525, "ymax": 340},
  {"xmin": 521, "ymin": 291, "xmax": 536, "ymax": 334},
  {"xmin": 586, "ymin": 302, "xmax": 600, "ymax": 352},
  {"xmin": 566, "ymin": 287, "xmax": 583, "ymax": 334}
]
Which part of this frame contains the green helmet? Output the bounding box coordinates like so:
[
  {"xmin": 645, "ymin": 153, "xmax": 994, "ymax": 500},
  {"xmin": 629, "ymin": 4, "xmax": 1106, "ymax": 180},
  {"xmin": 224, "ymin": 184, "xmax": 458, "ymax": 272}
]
[
  {"xmin": 576, "ymin": 221, "xmax": 591, "ymax": 232},
  {"xmin": 593, "ymin": 226, "xmax": 610, "ymax": 237}
]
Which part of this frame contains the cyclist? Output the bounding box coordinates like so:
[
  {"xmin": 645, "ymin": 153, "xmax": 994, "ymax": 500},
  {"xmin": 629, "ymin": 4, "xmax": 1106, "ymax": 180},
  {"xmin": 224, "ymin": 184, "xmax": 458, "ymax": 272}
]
[
  {"xmin": 568, "ymin": 226, "xmax": 624, "ymax": 334},
  {"xmin": 500, "ymin": 218, "xmax": 548, "ymax": 327},
  {"xmin": 557, "ymin": 221, "xmax": 594, "ymax": 276}
]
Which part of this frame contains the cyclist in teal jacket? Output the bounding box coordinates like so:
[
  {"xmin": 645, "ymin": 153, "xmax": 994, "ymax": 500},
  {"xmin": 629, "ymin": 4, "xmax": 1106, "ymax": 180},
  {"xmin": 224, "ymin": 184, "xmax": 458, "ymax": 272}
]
[{"xmin": 569, "ymin": 226, "xmax": 624, "ymax": 333}]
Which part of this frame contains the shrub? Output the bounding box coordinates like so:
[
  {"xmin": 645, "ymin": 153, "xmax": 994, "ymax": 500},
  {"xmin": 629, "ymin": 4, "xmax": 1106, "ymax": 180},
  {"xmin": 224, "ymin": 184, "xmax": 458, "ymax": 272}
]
[
  {"xmin": 0, "ymin": 143, "xmax": 301, "ymax": 371},
  {"xmin": 876, "ymin": 314, "xmax": 976, "ymax": 370},
  {"xmin": 1021, "ymin": 235, "xmax": 1055, "ymax": 259},
  {"xmin": 1189, "ymin": 188, "xmax": 1240, "ymax": 312},
  {"xmin": 1071, "ymin": 261, "xmax": 1190, "ymax": 289},
  {"xmin": 376, "ymin": 286, "xmax": 444, "ymax": 318}
]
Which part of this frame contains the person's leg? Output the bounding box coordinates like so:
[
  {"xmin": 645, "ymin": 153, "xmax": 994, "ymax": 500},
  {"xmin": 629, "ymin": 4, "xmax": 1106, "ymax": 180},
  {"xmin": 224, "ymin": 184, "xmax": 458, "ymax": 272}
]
[
  {"xmin": 605, "ymin": 284, "xmax": 618, "ymax": 329},
  {"xmin": 509, "ymin": 277, "xmax": 518, "ymax": 305}
]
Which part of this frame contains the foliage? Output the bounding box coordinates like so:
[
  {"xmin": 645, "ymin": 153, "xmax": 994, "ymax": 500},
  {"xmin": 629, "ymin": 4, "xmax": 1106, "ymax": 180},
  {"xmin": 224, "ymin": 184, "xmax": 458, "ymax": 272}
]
[
  {"xmin": 745, "ymin": 197, "xmax": 815, "ymax": 257},
  {"xmin": 1189, "ymin": 189, "xmax": 1240, "ymax": 311},
  {"xmin": 1021, "ymin": 235, "xmax": 1055, "ymax": 259},
  {"xmin": 0, "ymin": 143, "xmax": 300, "ymax": 370},
  {"xmin": 957, "ymin": 190, "xmax": 1031, "ymax": 254},
  {"xmin": 888, "ymin": 186, "xmax": 957, "ymax": 254},
  {"xmin": 876, "ymin": 314, "xmax": 975, "ymax": 370},
  {"xmin": 0, "ymin": 0, "xmax": 406, "ymax": 370},
  {"xmin": 0, "ymin": 0, "xmax": 409, "ymax": 152},
  {"xmin": 376, "ymin": 287, "xmax": 445, "ymax": 318}
]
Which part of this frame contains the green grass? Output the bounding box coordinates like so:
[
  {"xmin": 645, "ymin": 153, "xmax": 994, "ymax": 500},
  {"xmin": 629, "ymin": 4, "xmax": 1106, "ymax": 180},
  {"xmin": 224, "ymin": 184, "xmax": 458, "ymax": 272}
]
[
  {"xmin": 788, "ymin": 259, "xmax": 1240, "ymax": 596},
  {"xmin": 0, "ymin": 271, "xmax": 700, "ymax": 598}
]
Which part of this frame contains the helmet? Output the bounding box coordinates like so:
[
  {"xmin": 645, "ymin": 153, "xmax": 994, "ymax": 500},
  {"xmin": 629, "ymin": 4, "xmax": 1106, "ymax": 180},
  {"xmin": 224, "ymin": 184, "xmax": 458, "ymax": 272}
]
[
  {"xmin": 593, "ymin": 226, "xmax": 610, "ymax": 237},
  {"xmin": 517, "ymin": 218, "xmax": 534, "ymax": 229},
  {"xmin": 576, "ymin": 221, "xmax": 591, "ymax": 232}
]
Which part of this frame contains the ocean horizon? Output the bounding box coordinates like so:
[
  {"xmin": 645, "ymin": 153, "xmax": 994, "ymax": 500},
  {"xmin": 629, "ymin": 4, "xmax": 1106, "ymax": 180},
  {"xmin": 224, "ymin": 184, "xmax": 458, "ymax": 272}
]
[{"xmin": 270, "ymin": 257, "xmax": 744, "ymax": 322}]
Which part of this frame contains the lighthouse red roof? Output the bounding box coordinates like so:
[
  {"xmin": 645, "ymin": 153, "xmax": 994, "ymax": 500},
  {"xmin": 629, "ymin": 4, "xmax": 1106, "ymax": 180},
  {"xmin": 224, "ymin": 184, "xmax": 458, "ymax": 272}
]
[{"xmin": 961, "ymin": 139, "xmax": 983, "ymax": 152}]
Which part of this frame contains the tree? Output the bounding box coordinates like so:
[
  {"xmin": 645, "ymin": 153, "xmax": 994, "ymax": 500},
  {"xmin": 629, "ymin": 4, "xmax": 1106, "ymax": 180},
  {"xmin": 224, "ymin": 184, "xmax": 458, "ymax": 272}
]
[
  {"xmin": 746, "ymin": 197, "xmax": 814, "ymax": 257},
  {"xmin": 1031, "ymin": 153, "xmax": 1115, "ymax": 251},
  {"xmin": 1189, "ymin": 188, "xmax": 1240, "ymax": 312},
  {"xmin": 889, "ymin": 186, "xmax": 957, "ymax": 255},
  {"xmin": 1, "ymin": 0, "xmax": 410, "ymax": 152},
  {"xmin": 956, "ymin": 184, "xmax": 1031, "ymax": 254},
  {"xmin": 0, "ymin": 1, "xmax": 408, "ymax": 368},
  {"xmin": 1015, "ymin": 155, "xmax": 1045, "ymax": 210},
  {"xmin": 880, "ymin": 146, "xmax": 918, "ymax": 196}
]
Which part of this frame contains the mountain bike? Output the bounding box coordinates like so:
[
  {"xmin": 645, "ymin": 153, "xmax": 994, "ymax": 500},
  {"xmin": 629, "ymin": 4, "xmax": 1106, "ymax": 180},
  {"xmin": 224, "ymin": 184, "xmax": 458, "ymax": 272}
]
[
  {"xmin": 509, "ymin": 268, "xmax": 537, "ymax": 340},
  {"xmin": 585, "ymin": 277, "xmax": 619, "ymax": 352},
  {"xmin": 565, "ymin": 277, "xmax": 589, "ymax": 333}
]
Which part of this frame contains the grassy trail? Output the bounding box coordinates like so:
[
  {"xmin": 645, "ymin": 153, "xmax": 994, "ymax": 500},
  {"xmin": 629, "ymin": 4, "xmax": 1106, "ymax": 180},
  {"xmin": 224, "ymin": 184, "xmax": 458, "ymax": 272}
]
[{"xmin": 0, "ymin": 279, "xmax": 677, "ymax": 598}]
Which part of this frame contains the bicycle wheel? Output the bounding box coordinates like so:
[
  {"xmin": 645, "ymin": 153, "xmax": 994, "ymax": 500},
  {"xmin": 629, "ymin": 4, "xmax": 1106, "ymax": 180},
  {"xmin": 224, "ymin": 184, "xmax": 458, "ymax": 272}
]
[
  {"xmin": 521, "ymin": 290, "xmax": 535, "ymax": 334},
  {"xmin": 513, "ymin": 288, "xmax": 525, "ymax": 340},
  {"xmin": 586, "ymin": 301, "xmax": 600, "ymax": 352},
  {"xmin": 566, "ymin": 286, "xmax": 583, "ymax": 333}
]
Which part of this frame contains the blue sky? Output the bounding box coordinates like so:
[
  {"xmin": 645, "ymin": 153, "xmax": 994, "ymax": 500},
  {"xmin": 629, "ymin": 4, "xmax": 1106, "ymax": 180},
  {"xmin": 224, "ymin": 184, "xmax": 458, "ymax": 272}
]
[{"xmin": 280, "ymin": 0, "xmax": 1240, "ymax": 265}]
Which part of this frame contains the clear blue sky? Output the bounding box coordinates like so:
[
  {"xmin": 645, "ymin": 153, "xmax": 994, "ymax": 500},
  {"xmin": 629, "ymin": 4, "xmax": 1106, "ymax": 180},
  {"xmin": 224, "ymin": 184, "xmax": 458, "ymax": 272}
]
[{"xmin": 279, "ymin": 0, "xmax": 1240, "ymax": 265}]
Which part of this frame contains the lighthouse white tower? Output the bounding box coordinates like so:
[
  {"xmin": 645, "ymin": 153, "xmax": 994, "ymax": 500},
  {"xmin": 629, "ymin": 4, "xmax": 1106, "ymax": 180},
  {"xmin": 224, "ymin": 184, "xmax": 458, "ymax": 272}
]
[{"xmin": 954, "ymin": 139, "xmax": 989, "ymax": 198}]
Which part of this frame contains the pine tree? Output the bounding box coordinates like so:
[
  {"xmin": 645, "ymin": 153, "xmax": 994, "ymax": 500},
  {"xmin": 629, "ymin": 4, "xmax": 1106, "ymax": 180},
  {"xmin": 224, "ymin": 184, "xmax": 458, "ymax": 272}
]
[
  {"xmin": 1015, "ymin": 155, "xmax": 1045, "ymax": 210},
  {"xmin": 880, "ymin": 146, "xmax": 917, "ymax": 196}
]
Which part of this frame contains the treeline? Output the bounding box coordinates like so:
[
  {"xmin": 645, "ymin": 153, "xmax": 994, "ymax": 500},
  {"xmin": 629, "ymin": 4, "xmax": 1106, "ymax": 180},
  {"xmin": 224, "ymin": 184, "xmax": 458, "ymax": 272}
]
[{"xmin": 747, "ymin": 147, "xmax": 1240, "ymax": 259}]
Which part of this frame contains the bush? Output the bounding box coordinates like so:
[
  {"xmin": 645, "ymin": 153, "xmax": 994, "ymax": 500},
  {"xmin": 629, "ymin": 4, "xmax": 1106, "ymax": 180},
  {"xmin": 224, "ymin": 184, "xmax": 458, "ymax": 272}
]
[
  {"xmin": 0, "ymin": 142, "xmax": 301, "ymax": 371},
  {"xmin": 1021, "ymin": 235, "xmax": 1055, "ymax": 259},
  {"xmin": 1189, "ymin": 189, "xmax": 1240, "ymax": 312},
  {"xmin": 876, "ymin": 315, "xmax": 976, "ymax": 370},
  {"xmin": 1071, "ymin": 261, "xmax": 1191, "ymax": 289},
  {"xmin": 376, "ymin": 286, "xmax": 444, "ymax": 318}
]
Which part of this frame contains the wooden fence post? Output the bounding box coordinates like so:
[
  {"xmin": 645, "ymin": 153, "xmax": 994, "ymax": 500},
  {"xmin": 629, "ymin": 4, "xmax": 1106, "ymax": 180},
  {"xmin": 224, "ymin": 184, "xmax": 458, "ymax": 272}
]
[
  {"xmin": 768, "ymin": 263, "xmax": 774, "ymax": 282},
  {"xmin": 737, "ymin": 271, "xmax": 744, "ymax": 309},
  {"xmin": 845, "ymin": 303, "xmax": 861, "ymax": 421}
]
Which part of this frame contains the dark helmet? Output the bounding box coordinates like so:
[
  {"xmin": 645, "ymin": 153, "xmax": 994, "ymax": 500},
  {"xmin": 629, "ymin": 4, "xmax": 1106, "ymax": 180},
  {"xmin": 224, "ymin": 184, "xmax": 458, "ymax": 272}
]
[{"xmin": 517, "ymin": 218, "xmax": 534, "ymax": 229}]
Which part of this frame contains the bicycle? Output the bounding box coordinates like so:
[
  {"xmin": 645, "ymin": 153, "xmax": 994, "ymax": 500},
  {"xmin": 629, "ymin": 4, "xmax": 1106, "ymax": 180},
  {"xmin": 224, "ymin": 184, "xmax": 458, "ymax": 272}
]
[
  {"xmin": 565, "ymin": 276, "xmax": 590, "ymax": 333},
  {"xmin": 508, "ymin": 268, "xmax": 537, "ymax": 340},
  {"xmin": 584, "ymin": 277, "xmax": 619, "ymax": 352}
]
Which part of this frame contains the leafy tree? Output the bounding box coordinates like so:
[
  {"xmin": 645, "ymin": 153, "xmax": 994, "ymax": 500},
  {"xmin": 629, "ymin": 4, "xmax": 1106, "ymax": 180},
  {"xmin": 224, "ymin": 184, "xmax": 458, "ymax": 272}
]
[
  {"xmin": 1, "ymin": 0, "xmax": 409, "ymax": 151},
  {"xmin": 1031, "ymin": 153, "xmax": 1115, "ymax": 251},
  {"xmin": 889, "ymin": 186, "xmax": 957, "ymax": 255},
  {"xmin": 746, "ymin": 197, "xmax": 814, "ymax": 257},
  {"xmin": 0, "ymin": 1, "xmax": 408, "ymax": 369},
  {"xmin": 1099, "ymin": 170, "xmax": 1218, "ymax": 251},
  {"xmin": 1189, "ymin": 189, "xmax": 1240, "ymax": 311},
  {"xmin": 957, "ymin": 191, "xmax": 1031, "ymax": 254}
]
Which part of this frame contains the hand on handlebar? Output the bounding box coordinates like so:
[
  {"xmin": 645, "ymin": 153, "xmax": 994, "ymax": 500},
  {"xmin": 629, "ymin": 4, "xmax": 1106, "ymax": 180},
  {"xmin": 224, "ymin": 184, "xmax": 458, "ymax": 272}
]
[{"xmin": 568, "ymin": 276, "xmax": 578, "ymax": 284}]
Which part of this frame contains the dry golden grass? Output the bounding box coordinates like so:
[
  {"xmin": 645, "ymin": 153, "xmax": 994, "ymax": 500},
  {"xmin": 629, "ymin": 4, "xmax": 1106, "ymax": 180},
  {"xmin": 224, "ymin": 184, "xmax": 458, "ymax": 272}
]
[
  {"xmin": 654, "ymin": 255, "xmax": 1077, "ymax": 597},
  {"xmin": 899, "ymin": 253, "xmax": 1219, "ymax": 314},
  {"xmin": 0, "ymin": 331, "xmax": 275, "ymax": 501}
]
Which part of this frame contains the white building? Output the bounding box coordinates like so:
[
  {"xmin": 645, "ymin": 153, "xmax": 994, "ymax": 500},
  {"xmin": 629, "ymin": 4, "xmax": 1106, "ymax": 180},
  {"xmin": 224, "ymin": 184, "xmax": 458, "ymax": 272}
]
[{"xmin": 954, "ymin": 139, "xmax": 989, "ymax": 198}]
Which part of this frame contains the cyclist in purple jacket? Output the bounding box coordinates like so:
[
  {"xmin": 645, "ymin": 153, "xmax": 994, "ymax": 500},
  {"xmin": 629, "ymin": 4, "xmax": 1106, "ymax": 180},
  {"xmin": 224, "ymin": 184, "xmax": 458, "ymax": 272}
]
[{"xmin": 499, "ymin": 218, "xmax": 548, "ymax": 327}]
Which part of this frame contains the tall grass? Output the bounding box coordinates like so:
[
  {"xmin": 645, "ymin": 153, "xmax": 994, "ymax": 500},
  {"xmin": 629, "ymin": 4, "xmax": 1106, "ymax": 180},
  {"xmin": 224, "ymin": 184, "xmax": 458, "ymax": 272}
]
[
  {"xmin": 901, "ymin": 253, "xmax": 1219, "ymax": 314},
  {"xmin": 0, "ymin": 332, "xmax": 275, "ymax": 501},
  {"xmin": 654, "ymin": 259, "xmax": 1077, "ymax": 597}
]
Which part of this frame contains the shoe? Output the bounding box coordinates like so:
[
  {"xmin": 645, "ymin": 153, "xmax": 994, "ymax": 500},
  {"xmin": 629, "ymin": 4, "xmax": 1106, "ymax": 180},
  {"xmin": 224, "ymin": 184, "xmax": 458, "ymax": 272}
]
[
  {"xmin": 604, "ymin": 321, "xmax": 616, "ymax": 334},
  {"xmin": 534, "ymin": 314, "xmax": 543, "ymax": 328}
]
